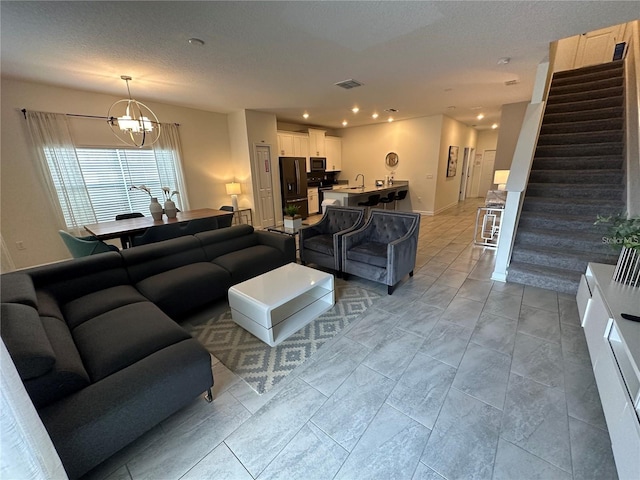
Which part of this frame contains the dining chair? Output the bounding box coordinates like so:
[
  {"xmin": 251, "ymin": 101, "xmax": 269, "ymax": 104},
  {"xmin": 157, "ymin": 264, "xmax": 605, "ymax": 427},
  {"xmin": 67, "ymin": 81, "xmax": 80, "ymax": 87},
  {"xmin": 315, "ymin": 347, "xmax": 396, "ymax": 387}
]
[
  {"xmin": 115, "ymin": 212, "xmax": 144, "ymax": 248},
  {"xmin": 58, "ymin": 230, "xmax": 119, "ymax": 258}
]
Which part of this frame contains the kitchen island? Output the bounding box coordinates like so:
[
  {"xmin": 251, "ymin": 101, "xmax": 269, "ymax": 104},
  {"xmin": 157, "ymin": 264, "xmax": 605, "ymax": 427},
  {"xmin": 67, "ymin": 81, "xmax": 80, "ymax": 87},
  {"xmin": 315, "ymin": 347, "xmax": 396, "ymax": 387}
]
[{"xmin": 322, "ymin": 181, "xmax": 408, "ymax": 207}]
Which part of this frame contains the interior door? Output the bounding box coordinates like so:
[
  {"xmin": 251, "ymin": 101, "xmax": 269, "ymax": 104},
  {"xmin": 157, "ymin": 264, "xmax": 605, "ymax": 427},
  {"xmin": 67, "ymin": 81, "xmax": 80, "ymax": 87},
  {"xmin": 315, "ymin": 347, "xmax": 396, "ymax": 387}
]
[
  {"xmin": 459, "ymin": 147, "xmax": 473, "ymax": 201},
  {"xmin": 255, "ymin": 145, "xmax": 275, "ymax": 227},
  {"xmin": 574, "ymin": 24, "xmax": 624, "ymax": 67},
  {"xmin": 478, "ymin": 150, "xmax": 496, "ymax": 196}
]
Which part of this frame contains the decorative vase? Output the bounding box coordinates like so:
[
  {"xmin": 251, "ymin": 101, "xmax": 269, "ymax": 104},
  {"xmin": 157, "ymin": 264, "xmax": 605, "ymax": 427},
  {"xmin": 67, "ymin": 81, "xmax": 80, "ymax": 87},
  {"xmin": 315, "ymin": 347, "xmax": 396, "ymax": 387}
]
[
  {"xmin": 284, "ymin": 215, "xmax": 302, "ymax": 230},
  {"xmin": 164, "ymin": 199, "xmax": 177, "ymax": 219},
  {"xmin": 612, "ymin": 246, "xmax": 640, "ymax": 287},
  {"xmin": 149, "ymin": 197, "xmax": 163, "ymax": 221}
]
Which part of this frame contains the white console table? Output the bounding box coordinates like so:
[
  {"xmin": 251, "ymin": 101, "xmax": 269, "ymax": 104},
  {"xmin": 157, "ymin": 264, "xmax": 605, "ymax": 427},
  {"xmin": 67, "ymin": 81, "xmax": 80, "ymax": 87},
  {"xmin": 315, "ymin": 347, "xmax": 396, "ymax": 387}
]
[{"xmin": 577, "ymin": 263, "xmax": 640, "ymax": 479}]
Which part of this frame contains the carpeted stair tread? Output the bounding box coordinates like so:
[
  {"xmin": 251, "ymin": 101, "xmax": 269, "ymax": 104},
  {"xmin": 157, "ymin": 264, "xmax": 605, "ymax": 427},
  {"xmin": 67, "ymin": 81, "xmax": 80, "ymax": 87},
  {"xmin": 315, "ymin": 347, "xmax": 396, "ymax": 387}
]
[
  {"xmin": 551, "ymin": 61, "xmax": 623, "ymax": 81},
  {"xmin": 511, "ymin": 245, "xmax": 618, "ymax": 272},
  {"xmin": 525, "ymin": 183, "xmax": 624, "ymax": 200},
  {"xmin": 546, "ymin": 85, "xmax": 623, "ymax": 106},
  {"xmin": 542, "ymin": 106, "xmax": 624, "ymax": 124},
  {"xmin": 517, "ymin": 211, "xmax": 614, "ymax": 233},
  {"xmin": 540, "ymin": 118, "xmax": 623, "ymax": 134},
  {"xmin": 536, "ymin": 130, "xmax": 623, "ymax": 145},
  {"xmin": 507, "ymin": 261, "xmax": 583, "ymax": 295},
  {"xmin": 534, "ymin": 142, "xmax": 624, "ymax": 157},
  {"xmin": 549, "ymin": 76, "xmax": 623, "ymax": 96},
  {"xmin": 531, "ymin": 156, "xmax": 624, "ymax": 171},
  {"xmin": 528, "ymin": 169, "xmax": 624, "ymax": 184},
  {"xmin": 514, "ymin": 228, "xmax": 614, "ymax": 253},
  {"xmin": 521, "ymin": 196, "xmax": 624, "ymax": 216},
  {"xmin": 544, "ymin": 96, "xmax": 623, "ymax": 115}
]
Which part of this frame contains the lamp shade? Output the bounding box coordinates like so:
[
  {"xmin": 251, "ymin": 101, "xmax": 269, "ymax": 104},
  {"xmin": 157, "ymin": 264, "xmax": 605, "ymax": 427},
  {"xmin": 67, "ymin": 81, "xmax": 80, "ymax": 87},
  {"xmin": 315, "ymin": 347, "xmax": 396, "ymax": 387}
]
[
  {"xmin": 493, "ymin": 170, "xmax": 510, "ymax": 185},
  {"xmin": 225, "ymin": 182, "xmax": 241, "ymax": 195}
]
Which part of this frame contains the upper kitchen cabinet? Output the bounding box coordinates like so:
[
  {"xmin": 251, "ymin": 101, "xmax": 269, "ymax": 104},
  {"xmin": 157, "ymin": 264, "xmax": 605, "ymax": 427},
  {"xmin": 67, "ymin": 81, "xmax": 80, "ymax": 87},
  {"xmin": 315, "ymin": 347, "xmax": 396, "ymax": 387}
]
[
  {"xmin": 308, "ymin": 128, "xmax": 326, "ymax": 157},
  {"xmin": 277, "ymin": 132, "xmax": 309, "ymax": 158},
  {"xmin": 325, "ymin": 136, "xmax": 342, "ymax": 172}
]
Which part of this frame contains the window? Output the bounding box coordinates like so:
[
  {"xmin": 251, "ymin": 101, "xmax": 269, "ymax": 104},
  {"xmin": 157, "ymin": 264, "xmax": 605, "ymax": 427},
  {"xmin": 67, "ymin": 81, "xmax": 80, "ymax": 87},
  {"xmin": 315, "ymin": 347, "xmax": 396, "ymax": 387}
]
[{"xmin": 45, "ymin": 147, "xmax": 183, "ymax": 226}]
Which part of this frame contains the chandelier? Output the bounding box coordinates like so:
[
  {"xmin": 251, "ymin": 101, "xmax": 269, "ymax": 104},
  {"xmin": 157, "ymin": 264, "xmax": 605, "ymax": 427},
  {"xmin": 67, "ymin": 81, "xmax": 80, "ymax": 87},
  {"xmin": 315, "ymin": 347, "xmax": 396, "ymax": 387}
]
[{"xmin": 108, "ymin": 75, "xmax": 160, "ymax": 148}]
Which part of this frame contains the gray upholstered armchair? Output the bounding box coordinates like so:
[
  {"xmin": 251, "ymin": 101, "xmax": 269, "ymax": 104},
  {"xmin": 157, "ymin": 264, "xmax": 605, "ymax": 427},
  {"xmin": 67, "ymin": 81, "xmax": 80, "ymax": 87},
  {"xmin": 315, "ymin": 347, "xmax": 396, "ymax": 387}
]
[
  {"xmin": 299, "ymin": 206, "xmax": 366, "ymax": 273},
  {"xmin": 342, "ymin": 209, "xmax": 421, "ymax": 294}
]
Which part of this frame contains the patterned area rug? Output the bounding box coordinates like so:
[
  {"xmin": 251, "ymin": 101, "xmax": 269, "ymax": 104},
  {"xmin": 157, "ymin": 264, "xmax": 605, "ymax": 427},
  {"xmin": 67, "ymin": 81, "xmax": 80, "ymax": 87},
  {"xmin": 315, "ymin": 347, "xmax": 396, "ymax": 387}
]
[{"xmin": 187, "ymin": 282, "xmax": 380, "ymax": 394}]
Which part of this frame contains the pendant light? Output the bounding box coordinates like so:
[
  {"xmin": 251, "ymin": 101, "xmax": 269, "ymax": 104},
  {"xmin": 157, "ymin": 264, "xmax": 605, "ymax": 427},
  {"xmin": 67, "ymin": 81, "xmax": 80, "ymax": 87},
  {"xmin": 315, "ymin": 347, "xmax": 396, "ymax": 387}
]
[{"xmin": 108, "ymin": 76, "xmax": 160, "ymax": 148}]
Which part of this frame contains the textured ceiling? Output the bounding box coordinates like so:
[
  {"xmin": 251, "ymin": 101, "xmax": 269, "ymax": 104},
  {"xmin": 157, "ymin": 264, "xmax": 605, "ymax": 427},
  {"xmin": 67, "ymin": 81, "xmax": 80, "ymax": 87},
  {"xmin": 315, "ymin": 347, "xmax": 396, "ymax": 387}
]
[{"xmin": 1, "ymin": 1, "xmax": 638, "ymax": 130}]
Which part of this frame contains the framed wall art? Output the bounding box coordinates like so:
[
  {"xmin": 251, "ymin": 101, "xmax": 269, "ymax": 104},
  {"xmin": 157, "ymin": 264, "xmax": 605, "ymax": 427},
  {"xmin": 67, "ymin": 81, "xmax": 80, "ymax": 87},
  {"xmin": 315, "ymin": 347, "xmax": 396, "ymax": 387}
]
[{"xmin": 447, "ymin": 145, "xmax": 459, "ymax": 178}]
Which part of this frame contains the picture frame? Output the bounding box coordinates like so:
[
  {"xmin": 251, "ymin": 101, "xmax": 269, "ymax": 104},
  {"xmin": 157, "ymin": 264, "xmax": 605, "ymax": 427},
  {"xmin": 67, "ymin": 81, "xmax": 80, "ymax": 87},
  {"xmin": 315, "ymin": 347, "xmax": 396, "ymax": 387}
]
[{"xmin": 447, "ymin": 145, "xmax": 459, "ymax": 177}]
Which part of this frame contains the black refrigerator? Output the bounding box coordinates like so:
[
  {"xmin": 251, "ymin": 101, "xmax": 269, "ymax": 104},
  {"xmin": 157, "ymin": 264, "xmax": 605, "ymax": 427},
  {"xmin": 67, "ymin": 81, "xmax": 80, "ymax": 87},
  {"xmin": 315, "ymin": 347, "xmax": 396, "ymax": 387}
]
[{"xmin": 279, "ymin": 157, "xmax": 309, "ymax": 219}]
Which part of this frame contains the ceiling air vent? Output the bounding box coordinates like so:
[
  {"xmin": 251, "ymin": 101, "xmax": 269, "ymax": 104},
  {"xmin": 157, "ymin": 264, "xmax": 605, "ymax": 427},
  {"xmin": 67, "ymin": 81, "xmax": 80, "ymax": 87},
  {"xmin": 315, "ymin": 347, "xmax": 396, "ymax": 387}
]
[
  {"xmin": 504, "ymin": 79, "xmax": 519, "ymax": 86},
  {"xmin": 335, "ymin": 79, "xmax": 364, "ymax": 90},
  {"xmin": 385, "ymin": 108, "xmax": 398, "ymax": 113}
]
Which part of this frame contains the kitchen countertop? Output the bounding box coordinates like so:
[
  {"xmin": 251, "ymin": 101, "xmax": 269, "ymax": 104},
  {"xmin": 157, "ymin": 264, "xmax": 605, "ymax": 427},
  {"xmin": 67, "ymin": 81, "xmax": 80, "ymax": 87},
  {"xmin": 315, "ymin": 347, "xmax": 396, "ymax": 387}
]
[{"xmin": 330, "ymin": 181, "xmax": 408, "ymax": 195}]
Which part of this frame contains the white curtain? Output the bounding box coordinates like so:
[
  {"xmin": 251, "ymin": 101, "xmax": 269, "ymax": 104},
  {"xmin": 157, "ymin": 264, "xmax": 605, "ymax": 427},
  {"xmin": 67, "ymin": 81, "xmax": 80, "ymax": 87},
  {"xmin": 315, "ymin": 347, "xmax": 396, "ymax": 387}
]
[
  {"xmin": 153, "ymin": 123, "xmax": 190, "ymax": 211},
  {"xmin": 1, "ymin": 341, "xmax": 68, "ymax": 480},
  {"xmin": 25, "ymin": 111, "xmax": 96, "ymax": 234}
]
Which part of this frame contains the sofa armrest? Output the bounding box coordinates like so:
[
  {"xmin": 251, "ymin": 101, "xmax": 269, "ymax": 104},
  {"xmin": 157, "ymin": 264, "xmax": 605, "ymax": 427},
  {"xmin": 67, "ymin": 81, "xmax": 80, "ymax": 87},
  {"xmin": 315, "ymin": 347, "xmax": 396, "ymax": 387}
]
[
  {"xmin": 254, "ymin": 230, "xmax": 296, "ymax": 260},
  {"xmin": 387, "ymin": 221, "xmax": 420, "ymax": 285}
]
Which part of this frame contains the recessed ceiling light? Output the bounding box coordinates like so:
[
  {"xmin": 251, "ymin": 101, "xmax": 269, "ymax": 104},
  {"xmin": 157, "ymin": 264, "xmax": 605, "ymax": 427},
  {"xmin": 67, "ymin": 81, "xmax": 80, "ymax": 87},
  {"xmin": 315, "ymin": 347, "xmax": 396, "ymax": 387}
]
[
  {"xmin": 351, "ymin": 106, "xmax": 359, "ymax": 114},
  {"xmin": 188, "ymin": 38, "xmax": 205, "ymax": 46},
  {"xmin": 492, "ymin": 123, "xmax": 499, "ymax": 129},
  {"xmin": 342, "ymin": 120, "xmax": 348, "ymax": 126},
  {"xmin": 470, "ymin": 106, "xmax": 483, "ymax": 111},
  {"xmin": 372, "ymin": 113, "xmax": 379, "ymax": 119},
  {"xmin": 302, "ymin": 112, "xmax": 309, "ymax": 119},
  {"xmin": 477, "ymin": 113, "xmax": 485, "ymax": 120},
  {"xmin": 388, "ymin": 117, "xmax": 394, "ymax": 123}
]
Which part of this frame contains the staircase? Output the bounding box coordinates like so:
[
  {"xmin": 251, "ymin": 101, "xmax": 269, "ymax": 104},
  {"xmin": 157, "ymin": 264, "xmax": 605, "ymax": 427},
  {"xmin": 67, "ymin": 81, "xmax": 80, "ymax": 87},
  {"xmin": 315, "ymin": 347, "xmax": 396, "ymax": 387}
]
[{"xmin": 507, "ymin": 61, "xmax": 626, "ymax": 294}]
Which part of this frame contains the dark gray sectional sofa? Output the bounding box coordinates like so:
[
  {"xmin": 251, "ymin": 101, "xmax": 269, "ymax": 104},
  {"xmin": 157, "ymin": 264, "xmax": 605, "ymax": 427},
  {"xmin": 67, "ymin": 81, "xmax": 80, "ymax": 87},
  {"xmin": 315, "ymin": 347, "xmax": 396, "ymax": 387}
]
[{"xmin": 1, "ymin": 225, "xmax": 295, "ymax": 479}]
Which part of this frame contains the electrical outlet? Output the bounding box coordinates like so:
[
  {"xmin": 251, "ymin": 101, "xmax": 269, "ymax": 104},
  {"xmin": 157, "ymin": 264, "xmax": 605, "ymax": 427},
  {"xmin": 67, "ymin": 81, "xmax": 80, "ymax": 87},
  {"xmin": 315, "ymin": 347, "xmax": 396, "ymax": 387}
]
[
  {"xmin": 16, "ymin": 241, "xmax": 25, "ymax": 250},
  {"xmin": 426, "ymin": 174, "xmax": 433, "ymax": 179}
]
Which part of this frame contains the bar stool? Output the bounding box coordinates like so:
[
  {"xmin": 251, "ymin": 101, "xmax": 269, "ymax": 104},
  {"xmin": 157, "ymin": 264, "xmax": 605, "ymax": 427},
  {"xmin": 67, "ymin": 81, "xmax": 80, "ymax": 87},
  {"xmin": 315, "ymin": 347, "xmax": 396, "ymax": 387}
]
[
  {"xmin": 358, "ymin": 194, "xmax": 380, "ymax": 216},
  {"xmin": 378, "ymin": 191, "xmax": 397, "ymax": 210},
  {"xmin": 394, "ymin": 190, "xmax": 408, "ymax": 210}
]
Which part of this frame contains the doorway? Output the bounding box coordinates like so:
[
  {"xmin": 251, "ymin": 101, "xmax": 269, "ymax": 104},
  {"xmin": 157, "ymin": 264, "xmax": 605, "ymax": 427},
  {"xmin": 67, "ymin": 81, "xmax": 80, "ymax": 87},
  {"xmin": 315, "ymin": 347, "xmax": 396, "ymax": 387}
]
[
  {"xmin": 459, "ymin": 147, "xmax": 474, "ymax": 201},
  {"xmin": 254, "ymin": 145, "xmax": 276, "ymax": 227},
  {"xmin": 478, "ymin": 150, "xmax": 497, "ymax": 196}
]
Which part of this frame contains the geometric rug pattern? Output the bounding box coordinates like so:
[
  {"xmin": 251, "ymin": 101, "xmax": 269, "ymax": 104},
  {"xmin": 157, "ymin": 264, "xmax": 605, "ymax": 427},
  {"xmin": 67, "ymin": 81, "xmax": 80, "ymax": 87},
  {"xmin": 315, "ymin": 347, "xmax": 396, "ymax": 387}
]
[{"xmin": 186, "ymin": 283, "xmax": 380, "ymax": 394}]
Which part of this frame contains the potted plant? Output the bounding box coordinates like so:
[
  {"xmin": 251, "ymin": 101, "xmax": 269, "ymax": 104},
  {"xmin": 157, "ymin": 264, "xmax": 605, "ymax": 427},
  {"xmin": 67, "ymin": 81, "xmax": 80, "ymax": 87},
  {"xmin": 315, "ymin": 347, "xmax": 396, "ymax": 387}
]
[
  {"xmin": 595, "ymin": 213, "xmax": 640, "ymax": 287},
  {"xmin": 283, "ymin": 205, "xmax": 302, "ymax": 229}
]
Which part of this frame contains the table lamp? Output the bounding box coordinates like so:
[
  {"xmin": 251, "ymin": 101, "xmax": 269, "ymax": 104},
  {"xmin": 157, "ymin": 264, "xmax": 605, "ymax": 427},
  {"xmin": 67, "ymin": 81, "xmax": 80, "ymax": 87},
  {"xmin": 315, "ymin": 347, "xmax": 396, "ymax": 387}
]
[
  {"xmin": 225, "ymin": 182, "xmax": 241, "ymax": 211},
  {"xmin": 493, "ymin": 170, "xmax": 510, "ymax": 191}
]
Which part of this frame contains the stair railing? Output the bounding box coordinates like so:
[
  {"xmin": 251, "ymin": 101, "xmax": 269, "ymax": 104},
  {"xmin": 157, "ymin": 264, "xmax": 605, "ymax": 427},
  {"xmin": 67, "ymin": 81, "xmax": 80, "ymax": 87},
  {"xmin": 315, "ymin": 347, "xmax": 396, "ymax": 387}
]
[{"xmin": 491, "ymin": 61, "xmax": 550, "ymax": 282}]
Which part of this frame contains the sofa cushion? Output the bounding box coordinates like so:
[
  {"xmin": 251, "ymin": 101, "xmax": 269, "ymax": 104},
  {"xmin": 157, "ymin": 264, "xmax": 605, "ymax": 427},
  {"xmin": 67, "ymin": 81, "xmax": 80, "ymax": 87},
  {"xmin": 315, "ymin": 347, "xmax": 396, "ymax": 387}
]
[
  {"xmin": 346, "ymin": 242, "xmax": 388, "ymax": 268},
  {"xmin": 0, "ymin": 303, "xmax": 55, "ymax": 380},
  {"xmin": 303, "ymin": 234, "xmax": 334, "ymax": 256},
  {"xmin": 63, "ymin": 285, "xmax": 150, "ymax": 330},
  {"xmin": 135, "ymin": 262, "xmax": 231, "ymax": 317},
  {"xmin": 25, "ymin": 316, "xmax": 91, "ymax": 408},
  {"xmin": 0, "ymin": 273, "xmax": 38, "ymax": 308},
  {"xmin": 196, "ymin": 224, "xmax": 258, "ymax": 260},
  {"xmin": 121, "ymin": 236, "xmax": 207, "ymax": 284},
  {"xmin": 72, "ymin": 302, "xmax": 193, "ymax": 382},
  {"xmin": 213, "ymin": 245, "xmax": 289, "ymax": 284},
  {"xmin": 35, "ymin": 290, "xmax": 65, "ymax": 321}
]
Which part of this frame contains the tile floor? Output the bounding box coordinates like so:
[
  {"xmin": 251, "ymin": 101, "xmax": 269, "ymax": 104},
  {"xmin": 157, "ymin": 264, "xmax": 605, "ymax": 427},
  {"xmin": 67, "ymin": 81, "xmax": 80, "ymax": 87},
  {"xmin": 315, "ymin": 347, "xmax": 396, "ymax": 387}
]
[{"xmin": 86, "ymin": 199, "xmax": 617, "ymax": 480}]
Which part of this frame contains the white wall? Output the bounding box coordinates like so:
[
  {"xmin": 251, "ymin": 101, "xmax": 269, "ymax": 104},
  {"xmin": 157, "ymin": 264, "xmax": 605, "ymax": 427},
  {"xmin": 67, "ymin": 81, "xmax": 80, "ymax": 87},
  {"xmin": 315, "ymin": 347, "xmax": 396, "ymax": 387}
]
[
  {"xmin": 1, "ymin": 78, "xmax": 233, "ymax": 269},
  {"xmin": 494, "ymin": 101, "xmax": 529, "ymax": 171}
]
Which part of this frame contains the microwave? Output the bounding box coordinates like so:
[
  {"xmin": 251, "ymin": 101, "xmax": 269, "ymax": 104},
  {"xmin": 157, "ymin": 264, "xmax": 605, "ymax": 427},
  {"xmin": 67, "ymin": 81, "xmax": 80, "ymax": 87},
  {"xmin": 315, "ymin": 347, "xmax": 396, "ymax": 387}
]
[{"xmin": 310, "ymin": 157, "xmax": 326, "ymax": 172}]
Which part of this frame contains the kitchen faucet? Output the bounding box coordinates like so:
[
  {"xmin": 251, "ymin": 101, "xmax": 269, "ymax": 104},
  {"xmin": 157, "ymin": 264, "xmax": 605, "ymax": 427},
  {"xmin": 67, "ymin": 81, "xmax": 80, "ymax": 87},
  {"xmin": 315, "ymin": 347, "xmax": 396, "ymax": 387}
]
[{"xmin": 355, "ymin": 174, "xmax": 364, "ymax": 188}]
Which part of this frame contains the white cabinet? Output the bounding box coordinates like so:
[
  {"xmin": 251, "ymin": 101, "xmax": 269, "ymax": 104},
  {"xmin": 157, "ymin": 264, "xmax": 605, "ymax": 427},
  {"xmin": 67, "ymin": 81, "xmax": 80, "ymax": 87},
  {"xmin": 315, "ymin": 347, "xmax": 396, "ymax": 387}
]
[
  {"xmin": 277, "ymin": 133, "xmax": 294, "ymax": 157},
  {"xmin": 278, "ymin": 132, "xmax": 310, "ymax": 171},
  {"xmin": 308, "ymin": 129, "xmax": 326, "ymax": 157},
  {"xmin": 307, "ymin": 187, "xmax": 319, "ymax": 214},
  {"xmin": 577, "ymin": 263, "xmax": 640, "ymax": 480},
  {"xmin": 325, "ymin": 136, "xmax": 342, "ymax": 171}
]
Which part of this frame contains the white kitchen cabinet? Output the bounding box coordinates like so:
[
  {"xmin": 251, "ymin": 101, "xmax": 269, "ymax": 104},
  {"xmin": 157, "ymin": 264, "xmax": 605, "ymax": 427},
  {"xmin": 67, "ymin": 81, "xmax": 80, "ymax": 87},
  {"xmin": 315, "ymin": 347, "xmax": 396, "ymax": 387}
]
[
  {"xmin": 307, "ymin": 187, "xmax": 319, "ymax": 214},
  {"xmin": 308, "ymin": 129, "xmax": 326, "ymax": 157},
  {"xmin": 325, "ymin": 136, "xmax": 342, "ymax": 171},
  {"xmin": 577, "ymin": 263, "xmax": 640, "ymax": 480},
  {"xmin": 294, "ymin": 135, "xmax": 310, "ymax": 171},
  {"xmin": 277, "ymin": 133, "xmax": 294, "ymax": 157}
]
